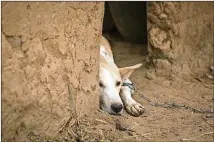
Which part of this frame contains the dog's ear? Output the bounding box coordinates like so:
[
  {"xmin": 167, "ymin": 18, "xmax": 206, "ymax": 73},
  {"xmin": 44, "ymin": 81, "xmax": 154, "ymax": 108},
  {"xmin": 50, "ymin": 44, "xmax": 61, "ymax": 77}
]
[{"xmin": 119, "ymin": 63, "xmax": 142, "ymax": 81}]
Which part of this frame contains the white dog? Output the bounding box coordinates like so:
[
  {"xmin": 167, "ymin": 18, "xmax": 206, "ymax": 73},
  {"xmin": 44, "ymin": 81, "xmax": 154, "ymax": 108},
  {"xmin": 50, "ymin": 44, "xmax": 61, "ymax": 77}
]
[{"xmin": 99, "ymin": 36, "xmax": 144, "ymax": 116}]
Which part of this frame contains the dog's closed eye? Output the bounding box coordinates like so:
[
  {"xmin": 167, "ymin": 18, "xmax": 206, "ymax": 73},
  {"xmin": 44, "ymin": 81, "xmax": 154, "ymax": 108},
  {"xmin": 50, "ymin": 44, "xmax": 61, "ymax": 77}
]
[
  {"xmin": 99, "ymin": 82, "xmax": 105, "ymax": 87},
  {"xmin": 116, "ymin": 81, "xmax": 121, "ymax": 87}
]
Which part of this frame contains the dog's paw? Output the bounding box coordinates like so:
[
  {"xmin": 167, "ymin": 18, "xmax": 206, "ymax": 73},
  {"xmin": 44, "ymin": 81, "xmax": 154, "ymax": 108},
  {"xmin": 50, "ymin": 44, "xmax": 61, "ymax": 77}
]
[{"xmin": 125, "ymin": 102, "xmax": 145, "ymax": 117}]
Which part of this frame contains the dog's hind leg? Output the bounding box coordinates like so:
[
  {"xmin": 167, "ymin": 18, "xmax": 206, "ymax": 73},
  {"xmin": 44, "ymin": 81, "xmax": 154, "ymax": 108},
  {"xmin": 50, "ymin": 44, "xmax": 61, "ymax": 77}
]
[{"xmin": 120, "ymin": 79, "xmax": 145, "ymax": 117}]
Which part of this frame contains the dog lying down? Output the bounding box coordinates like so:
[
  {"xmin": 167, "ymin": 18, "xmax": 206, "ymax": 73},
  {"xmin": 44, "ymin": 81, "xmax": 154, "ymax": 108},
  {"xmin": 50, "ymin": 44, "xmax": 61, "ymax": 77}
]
[{"xmin": 99, "ymin": 36, "xmax": 145, "ymax": 117}]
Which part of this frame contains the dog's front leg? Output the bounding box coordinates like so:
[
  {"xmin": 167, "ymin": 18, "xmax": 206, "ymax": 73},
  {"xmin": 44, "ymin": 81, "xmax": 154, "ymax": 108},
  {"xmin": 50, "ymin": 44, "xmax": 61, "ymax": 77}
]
[{"xmin": 120, "ymin": 80, "xmax": 145, "ymax": 117}]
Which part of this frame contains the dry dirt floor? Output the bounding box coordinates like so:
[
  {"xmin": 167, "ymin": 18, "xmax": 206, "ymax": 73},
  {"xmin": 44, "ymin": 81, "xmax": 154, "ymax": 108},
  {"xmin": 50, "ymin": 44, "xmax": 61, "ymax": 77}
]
[{"xmin": 51, "ymin": 33, "xmax": 213, "ymax": 142}]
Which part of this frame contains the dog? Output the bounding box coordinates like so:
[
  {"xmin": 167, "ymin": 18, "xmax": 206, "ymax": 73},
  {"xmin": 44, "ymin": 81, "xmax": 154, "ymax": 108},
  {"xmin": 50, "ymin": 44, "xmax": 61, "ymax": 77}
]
[{"xmin": 99, "ymin": 36, "xmax": 145, "ymax": 116}]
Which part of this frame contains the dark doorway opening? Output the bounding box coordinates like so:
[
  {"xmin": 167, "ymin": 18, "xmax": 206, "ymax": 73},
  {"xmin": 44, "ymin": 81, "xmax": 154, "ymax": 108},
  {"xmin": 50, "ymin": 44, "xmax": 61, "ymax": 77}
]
[{"xmin": 103, "ymin": 2, "xmax": 147, "ymax": 50}]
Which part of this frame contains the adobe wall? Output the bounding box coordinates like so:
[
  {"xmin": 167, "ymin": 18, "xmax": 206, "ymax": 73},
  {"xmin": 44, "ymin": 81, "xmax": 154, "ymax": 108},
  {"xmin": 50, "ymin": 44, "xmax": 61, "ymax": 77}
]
[
  {"xmin": 147, "ymin": 2, "xmax": 213, "ymax": 78},
  {"xmin": 2, "ymin": 2, "xmax": 104, "ymax": 141}
]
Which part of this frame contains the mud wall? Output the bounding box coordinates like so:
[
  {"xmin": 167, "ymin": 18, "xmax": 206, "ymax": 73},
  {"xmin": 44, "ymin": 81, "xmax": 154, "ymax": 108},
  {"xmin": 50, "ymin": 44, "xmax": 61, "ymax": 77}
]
[
  {"xmin": 2, "ymin": 2, "xmax": 104, "ymax": 141},
  {"xmin": 147, "ymin": 2, "xmax": 213, "ymax": 78}
]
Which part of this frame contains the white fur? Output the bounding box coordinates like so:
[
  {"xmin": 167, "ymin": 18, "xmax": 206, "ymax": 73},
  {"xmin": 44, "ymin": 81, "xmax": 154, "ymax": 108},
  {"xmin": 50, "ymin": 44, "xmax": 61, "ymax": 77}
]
[
  {"xmin": 99, "ymin": 67, "xmax": 123, "ymax": 114},
  {"xmin": 120, "ymin": 79, "xmax": 145, "ymax": 116},
  {"xmin": 99, "ymin": 44, "xmax": 123, "ymax": 115},
  {"xmin": 100, "ymin": 45, "xmax": 113, "ymax": 62},
  {"xmin": 99, "ymin": 38, "xmax": 144, "ymax": 116}
]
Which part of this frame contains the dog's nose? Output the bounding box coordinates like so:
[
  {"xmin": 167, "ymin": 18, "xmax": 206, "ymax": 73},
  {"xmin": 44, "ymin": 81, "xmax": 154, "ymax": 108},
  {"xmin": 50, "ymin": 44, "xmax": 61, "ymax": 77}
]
[{"xmin": 111, "ymin": 103, "xmax": 123, "ymax": 113}]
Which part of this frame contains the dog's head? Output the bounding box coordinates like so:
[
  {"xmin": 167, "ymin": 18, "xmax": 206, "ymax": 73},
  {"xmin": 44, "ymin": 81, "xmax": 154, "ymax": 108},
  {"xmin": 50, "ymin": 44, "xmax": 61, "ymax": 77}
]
[{"xmin": 99, "ymin": 63, "xmax": 142, "ymax": 115}]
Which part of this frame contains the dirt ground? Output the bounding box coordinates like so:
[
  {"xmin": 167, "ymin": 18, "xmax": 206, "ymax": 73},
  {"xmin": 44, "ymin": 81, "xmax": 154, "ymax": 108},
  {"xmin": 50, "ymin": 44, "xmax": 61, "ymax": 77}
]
[
  {"xmin": 105, "ymin": 33, "xmax": 213, "ymax": 141},
  {"xmin": 49, "ymin": 33, "xmax": 213, "ymax": 142},
  {"xmin": 2, "ymin": 2, "xmax": 213, "ymax": 142}
]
